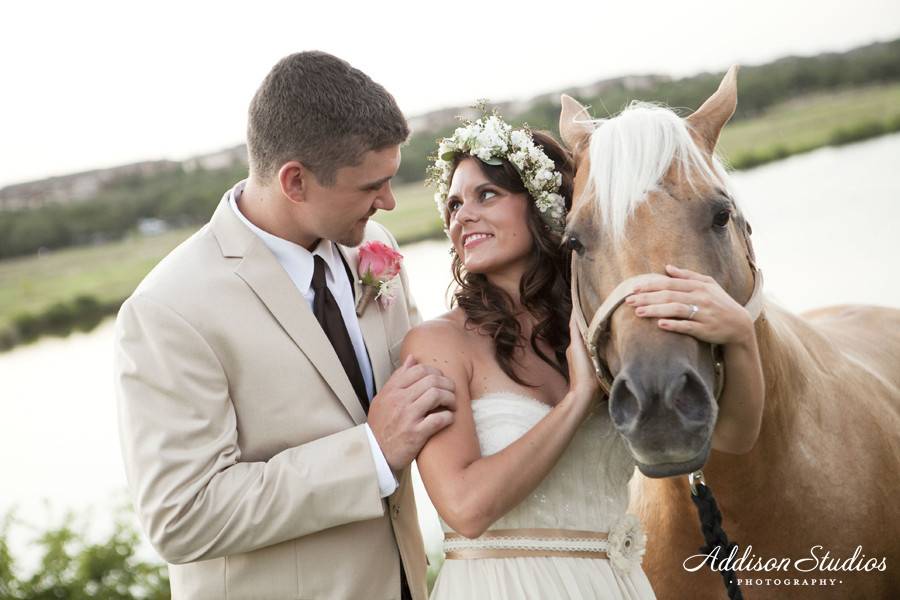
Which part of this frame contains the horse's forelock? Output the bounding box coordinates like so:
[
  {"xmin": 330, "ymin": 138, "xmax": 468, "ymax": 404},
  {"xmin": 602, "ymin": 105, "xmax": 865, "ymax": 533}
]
[{"xmin": 584, "ymin": 101, "xmax": 734, "ymax": 242}]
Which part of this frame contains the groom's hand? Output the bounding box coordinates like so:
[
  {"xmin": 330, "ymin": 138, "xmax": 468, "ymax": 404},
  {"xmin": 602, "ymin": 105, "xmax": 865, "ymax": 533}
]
[{"xmin": 368, "ymin": 355, "xmax": 456, "ymax": 471}]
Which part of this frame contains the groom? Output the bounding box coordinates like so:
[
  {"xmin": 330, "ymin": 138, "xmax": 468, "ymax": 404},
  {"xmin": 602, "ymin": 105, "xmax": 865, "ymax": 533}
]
[{"xmin": 114, "ymin": 52, "xmax": 456, "ymax": 599}]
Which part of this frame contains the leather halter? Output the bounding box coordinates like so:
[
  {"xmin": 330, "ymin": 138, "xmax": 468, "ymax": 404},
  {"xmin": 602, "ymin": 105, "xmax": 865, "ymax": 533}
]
[{"xmin": 570, "ymin": 219, "xmax": 766, "ymax": 399}]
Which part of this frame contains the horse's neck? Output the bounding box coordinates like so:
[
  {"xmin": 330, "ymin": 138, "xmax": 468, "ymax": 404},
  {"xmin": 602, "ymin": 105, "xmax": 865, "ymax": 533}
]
[
  {"xmin": 641, "ymin": 300, "xmax": 900, "ymax": 600},
  {"xmin": 642, "ymin": 299, "xmax": 833, "ymax": 542},
  {"xmin": 754, "ymin": 298, "xmax": 832, "ymax": 432},
  {"xmin": 702, "ymin": 297, "xmax": 834, "ymax": 490}
]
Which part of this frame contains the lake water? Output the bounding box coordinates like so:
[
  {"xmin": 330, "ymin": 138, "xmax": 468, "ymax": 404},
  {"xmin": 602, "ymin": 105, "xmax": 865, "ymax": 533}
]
[{"xmin": 2, "ymin": 133, "xmax": 899, "ymax": 570}]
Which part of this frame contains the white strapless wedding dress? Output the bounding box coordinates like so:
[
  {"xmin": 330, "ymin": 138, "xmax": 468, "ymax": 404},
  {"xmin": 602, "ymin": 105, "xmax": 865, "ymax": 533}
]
[{"xmin": 429, "ymin": 392, "xmax": 656, "ymax": 600}]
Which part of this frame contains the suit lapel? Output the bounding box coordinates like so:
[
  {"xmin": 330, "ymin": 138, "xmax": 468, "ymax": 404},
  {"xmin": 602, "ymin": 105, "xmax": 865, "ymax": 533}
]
[
  {"xmin": 336, "ymin": 243, "xmax": 391, "ymax": 393},
  {"xmin": 212, "ymin": 196, "xmax": 368, "ymax": 425}
]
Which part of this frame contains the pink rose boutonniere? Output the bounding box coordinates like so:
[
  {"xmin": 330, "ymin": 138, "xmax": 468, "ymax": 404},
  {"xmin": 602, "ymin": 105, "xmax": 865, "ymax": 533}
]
[{"xmin": 355, "ymin": 241, "xmax": 404, "ymax": 316}]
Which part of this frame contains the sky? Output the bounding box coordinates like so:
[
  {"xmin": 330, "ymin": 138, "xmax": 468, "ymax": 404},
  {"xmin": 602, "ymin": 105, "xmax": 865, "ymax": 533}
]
[{"xmin": 2, "ymin": 0, "xmax": 899, "ymax": 187}]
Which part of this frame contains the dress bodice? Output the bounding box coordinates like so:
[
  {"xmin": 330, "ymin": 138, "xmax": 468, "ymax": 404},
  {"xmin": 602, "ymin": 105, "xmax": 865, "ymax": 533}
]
[{"xmin": 440, "ymin": 391, "xmax": 636, "ymax": 534}]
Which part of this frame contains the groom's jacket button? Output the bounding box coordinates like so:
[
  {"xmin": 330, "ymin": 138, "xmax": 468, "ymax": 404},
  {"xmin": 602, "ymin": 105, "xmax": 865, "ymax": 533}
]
[{"xmin": 392, "ymin": 504, "xmax": 400, "ymax": 518}]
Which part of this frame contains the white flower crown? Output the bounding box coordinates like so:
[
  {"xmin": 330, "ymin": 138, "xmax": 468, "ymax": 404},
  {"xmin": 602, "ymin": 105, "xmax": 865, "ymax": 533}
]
[{"xmin": 426, "ymin": 108, "xmax": 567, "ymax": 234}]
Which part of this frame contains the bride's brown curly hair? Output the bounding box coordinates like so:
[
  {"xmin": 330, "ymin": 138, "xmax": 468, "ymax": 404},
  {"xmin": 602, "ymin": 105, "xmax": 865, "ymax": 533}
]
[{"xmin": 443, "ymin": 130, "xmax": 575, "ymax": 387}]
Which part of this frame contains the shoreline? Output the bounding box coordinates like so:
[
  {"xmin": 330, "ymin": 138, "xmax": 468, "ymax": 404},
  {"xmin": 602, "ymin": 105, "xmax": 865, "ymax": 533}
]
[
  {"xmin": 727, "ymin": 115, "xmax": 900, "ymax": 170},
  {"xmin": 2, "ymin": 128, "xmax": 899, "ymax": 353}
]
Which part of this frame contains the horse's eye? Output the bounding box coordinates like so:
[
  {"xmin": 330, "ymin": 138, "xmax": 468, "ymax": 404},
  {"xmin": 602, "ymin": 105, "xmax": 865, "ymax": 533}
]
[
  {"xmin": 565, "ymin": 235, "xmax": 585, "ymax": 255},
  {"xmin": 713, "ymin": 209, "xmax": 731, "ymax": 228}
]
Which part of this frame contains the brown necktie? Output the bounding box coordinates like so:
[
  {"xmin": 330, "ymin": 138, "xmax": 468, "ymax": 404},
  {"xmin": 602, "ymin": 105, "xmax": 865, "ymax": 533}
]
[
  {"xmin": 312, "ymin": 255, "xmax": 369, "ymax": 413},
  {"xmin": 315, "ymin": 255, "xmax": 410, "ymax": 600}
]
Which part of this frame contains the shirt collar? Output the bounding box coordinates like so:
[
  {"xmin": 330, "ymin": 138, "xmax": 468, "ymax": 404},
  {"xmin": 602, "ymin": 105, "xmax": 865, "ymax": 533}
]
[{"xmin": 228, "ymin": 181, "xmax": 342, "ymax": 295}]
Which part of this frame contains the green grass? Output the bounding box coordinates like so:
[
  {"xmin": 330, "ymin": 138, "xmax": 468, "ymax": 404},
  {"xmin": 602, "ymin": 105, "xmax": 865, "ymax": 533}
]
[
  {"xmin": 718, "ymin": 83, "xmax": 900, "ymax": 167},
  {"xmin": 0, "ymin": 181, "xmax": 440, "ymax": 332},
  {"xmin": 0, "ymin": 184, "xmax": 439, "ymax": 350},
  {"xmin": 374, "ymin": 181, "xmax": 444, "ymax": 243},
  {"xmin": 3, "ymin": 83, "xmax": 900, "ymax": 350},
  {"xmin": 0, "ymin": 229, "xmax": 195, "ymax": 346}
]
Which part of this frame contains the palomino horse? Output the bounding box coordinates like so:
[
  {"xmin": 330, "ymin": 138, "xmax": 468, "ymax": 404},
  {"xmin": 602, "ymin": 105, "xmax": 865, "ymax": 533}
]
[{"xmin": 559, "ymin": 67, "xmax": 900, "ymax": 599}]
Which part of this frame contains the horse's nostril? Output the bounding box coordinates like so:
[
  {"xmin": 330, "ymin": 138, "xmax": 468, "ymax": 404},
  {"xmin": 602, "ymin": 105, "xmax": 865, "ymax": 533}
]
[
  {"xmin": 609, "ymin": 377, "xmax": 641, "ymax": 431},
  {"xmin": 668, "ymin": 370, "xmax": 711, "ymax": 424},
  {"xmin": 672, "ymin": 394, "xmax": 694, "ymax": 417}
]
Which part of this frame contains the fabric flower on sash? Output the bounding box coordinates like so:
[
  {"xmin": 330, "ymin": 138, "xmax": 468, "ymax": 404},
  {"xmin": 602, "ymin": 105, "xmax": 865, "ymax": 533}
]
[
  {"xmin": 607, "ymin": 514, "xmax": 647, "ymax": 575},
  {"xmin": 355, "ymin": 241, "xmax": 404, "ymax": 316}
]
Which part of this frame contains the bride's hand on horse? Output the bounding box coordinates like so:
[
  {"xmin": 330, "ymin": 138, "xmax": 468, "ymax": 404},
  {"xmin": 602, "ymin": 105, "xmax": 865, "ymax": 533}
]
[
  {"xmin": 624, "ymin": 264, "xmax": 755, "ymax": 347},
  {"xmin": 565, "ymin": 313, "xmax": 601, "ymax": 414}
]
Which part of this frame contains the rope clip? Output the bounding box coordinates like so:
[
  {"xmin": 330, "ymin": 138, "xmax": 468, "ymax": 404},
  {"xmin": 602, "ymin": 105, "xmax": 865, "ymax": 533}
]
[{"xmin": 689, "ymin": 469, "xmax": 706, "ymax": 496}]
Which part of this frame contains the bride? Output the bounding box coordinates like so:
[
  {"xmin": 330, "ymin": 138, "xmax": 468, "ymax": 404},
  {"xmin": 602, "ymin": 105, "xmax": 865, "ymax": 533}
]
[{"xmin": 400, "ymin": 111, "xmax": 765, "ymax": 599}]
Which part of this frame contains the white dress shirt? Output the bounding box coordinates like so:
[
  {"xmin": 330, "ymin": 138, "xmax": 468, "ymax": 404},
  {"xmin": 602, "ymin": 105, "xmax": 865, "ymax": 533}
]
[{"xmin": 229, "ymin": 184, "xmax": 398, "ymax": 497}]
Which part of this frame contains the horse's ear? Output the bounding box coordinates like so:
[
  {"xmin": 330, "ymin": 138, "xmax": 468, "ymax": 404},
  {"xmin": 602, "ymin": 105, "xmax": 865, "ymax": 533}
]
[
  {"xmin": 559, "ymin": 94, "xmax": 593, "ymax": 151},
  {"xmin": 686, "ymin": 65, "xmax": 739, "ymax": 154}
]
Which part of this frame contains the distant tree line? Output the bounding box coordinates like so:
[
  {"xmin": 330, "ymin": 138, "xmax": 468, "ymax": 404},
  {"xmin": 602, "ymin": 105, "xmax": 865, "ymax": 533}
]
[
  {"xmin": 0, "ymin": 38, "xmax": 897, "ymax": 260},
  {"xmin": 0, "ymin": 295, "xmax": 121, "ymax": 352},
  {"xmin": 396, "ymin": 38, "xmax": 900, "ymax": 182},
  {"xmin": 0, "ymin": 164, "xmax": 246, "ymax": 260}
]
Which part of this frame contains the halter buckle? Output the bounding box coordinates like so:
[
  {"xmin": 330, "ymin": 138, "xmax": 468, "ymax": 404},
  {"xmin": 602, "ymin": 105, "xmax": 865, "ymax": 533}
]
[{"xmin": 689, "ymin": 469, "xmax": 706, "ymax": 496}]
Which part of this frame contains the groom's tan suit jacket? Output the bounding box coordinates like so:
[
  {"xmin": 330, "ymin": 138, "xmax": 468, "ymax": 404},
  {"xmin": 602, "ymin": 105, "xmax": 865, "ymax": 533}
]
[{"xmin": 114, "ymin": 195, "xmax": 427, "ymax": 599}]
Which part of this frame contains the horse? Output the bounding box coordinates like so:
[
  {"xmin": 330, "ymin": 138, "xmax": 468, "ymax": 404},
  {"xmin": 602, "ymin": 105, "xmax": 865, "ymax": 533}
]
[{"xmin": 558, "ymin": 67, "xmax": 900, "ymax": 599}]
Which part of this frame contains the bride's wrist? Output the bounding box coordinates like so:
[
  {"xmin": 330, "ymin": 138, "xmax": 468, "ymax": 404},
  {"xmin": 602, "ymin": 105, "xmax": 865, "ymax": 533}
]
[{"xmin": 559, "ymin": 390, "xmax": 593, "ymax": 423}]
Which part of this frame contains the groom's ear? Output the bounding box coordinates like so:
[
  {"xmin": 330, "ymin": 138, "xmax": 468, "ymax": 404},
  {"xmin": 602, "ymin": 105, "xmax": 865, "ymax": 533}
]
[{"xmin": 278, "ymin": 161, "xmax": 309, "ymax": 205}]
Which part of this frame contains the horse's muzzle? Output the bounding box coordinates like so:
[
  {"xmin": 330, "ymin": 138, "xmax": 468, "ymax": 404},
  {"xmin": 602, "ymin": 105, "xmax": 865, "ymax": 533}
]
[
  {"xmin": 608, "ymin": 362, "xmax": 717, "ymax": 478},
  {"xmin": 632, "ymin": 439, "xmax": 711, "ymax": 478}
]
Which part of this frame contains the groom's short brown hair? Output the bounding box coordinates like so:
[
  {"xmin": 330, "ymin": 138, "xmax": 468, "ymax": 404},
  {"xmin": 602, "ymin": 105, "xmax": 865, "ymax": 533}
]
[{"xmin": 247, "ymin": 51, "xmax": 409, "ymax": 186}]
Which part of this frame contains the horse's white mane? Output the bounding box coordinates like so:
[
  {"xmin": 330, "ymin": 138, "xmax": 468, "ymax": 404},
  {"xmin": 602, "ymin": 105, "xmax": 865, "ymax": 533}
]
[{"xmin": 584, "ymin": 101, "xmax": 734, "ymax": 242}]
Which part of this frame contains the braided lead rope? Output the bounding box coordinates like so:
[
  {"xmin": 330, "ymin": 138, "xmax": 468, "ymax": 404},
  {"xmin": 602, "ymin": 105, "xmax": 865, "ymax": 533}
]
[{"xmin": 689, "ymin": 471, "xmax": 744, "ymax": 600}]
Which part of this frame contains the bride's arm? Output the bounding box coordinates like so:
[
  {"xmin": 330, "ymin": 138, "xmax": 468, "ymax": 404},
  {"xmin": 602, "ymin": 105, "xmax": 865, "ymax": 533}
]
[{"xmin": 402, "ymin": 317, "xmax": 598, "ymax": 539}]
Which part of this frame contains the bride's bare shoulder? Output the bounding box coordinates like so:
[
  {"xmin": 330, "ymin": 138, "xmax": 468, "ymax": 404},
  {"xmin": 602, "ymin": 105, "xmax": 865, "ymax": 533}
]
[
  {"xmin": 404, "ymin": 307, "xmax": 468, "ymax": 343},
  {"xmin": 401, "ymin": 308, "xmax": 473, "ymax": 366}
]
